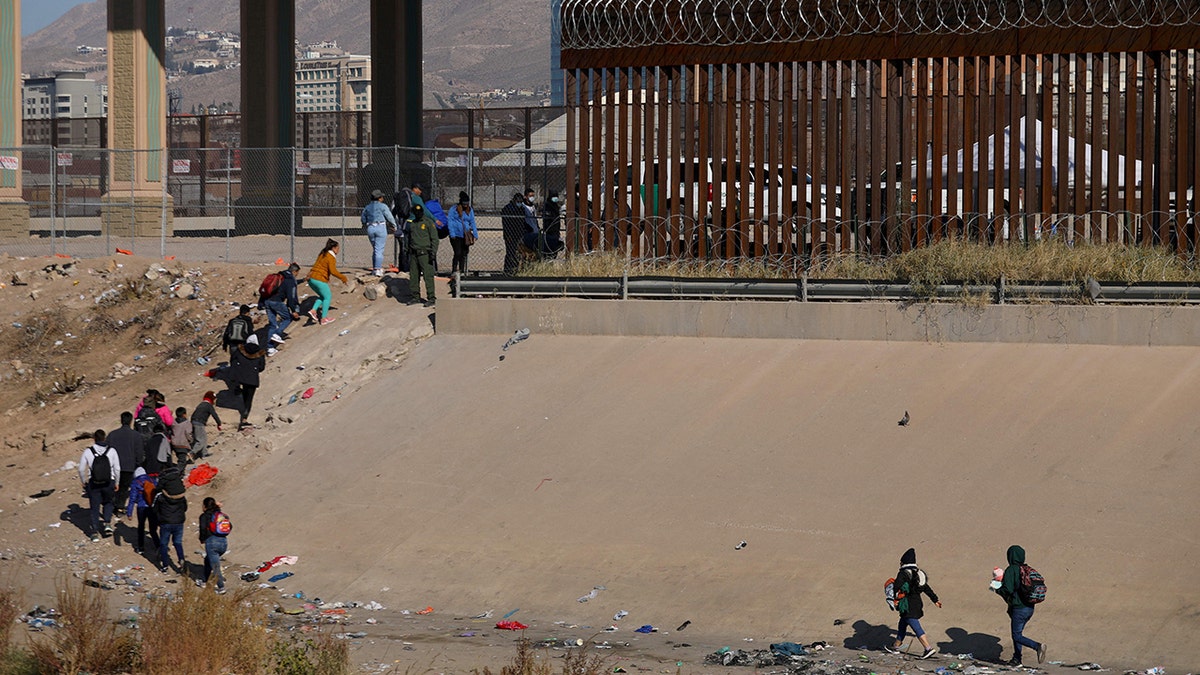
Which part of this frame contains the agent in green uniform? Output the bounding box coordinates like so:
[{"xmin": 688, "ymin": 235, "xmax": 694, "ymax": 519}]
[{"xmin": 407, "ymin": 203, "xmax": 438, "ymax": 307}]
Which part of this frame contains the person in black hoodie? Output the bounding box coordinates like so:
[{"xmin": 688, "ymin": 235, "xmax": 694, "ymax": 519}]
[
  {"xmin": 229, "ymin": 333, "xmax": 267, "ymax": 430},
  {"xmin": 153, "ymin": 481, "xmax": 187, "ymax": 574},
  {"xmin": 501, "ymin": 192, "xmax": 527, "ymax": 275},
  {"xmin": 883, "ymin": 548, "xmax": 941, "ymax": 658},
  {"xmin": 994, "ymin": 544, "xmax": 1046, "ymax": 666}
]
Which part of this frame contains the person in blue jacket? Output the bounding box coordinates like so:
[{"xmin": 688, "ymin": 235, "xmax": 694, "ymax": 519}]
[
  {"xmin": 361, "ymin": 189, "xmax": 397, "ymax": 277},
  {"xmin": 447, "ymin": 191, "xmax": 478, "ymax": 275}
]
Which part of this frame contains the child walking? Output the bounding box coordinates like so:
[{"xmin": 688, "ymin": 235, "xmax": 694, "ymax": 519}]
[
  {"xmin": 190, "ymin": 391, "xmax": 222, "ymax": 459},
  {"xmin": 198, "ymin": 497, "xmax": 229, "ymax": 594}
]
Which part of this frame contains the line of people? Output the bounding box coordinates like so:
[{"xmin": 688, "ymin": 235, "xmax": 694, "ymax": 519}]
[{"xmin": 77, "ymin": 394, "xmax": 231, "ymax": 592}]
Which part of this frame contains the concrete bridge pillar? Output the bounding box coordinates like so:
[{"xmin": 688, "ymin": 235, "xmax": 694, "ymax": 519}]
[
  {"xmin": 104, "ymin": 0, "xmax": 173, "ymax": 237},
  {"xmin": 235, "ymin": 0, "xmax": 297, "ymax": 235},
  {"xmin": 362, "ymin": 0, "xmax": 425, "ymax": 202},
  {"xmin": 0, "ymin": 0, "xmax": 29, "ymax": 237}
]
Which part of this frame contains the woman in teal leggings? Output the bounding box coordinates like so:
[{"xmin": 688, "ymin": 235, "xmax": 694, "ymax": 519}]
[{"xmin": 305, "ymin": 238, "xmax": 347, "ymax": 325}]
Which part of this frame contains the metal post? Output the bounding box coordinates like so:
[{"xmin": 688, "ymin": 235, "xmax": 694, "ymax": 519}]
[
  {"xmin": 160, "ymin": 150, "xmax": 168, "ymax": 258},
  {"xmin": 225, "ymin": 147, "xmax": 232, "ymax": 262},
  {"xmin": 289, "ymin": 148, "xmax": 297, "ymax": 263},
  {"xmin": 50, "ymin": 148, "xmax": 57, "ymax": 257},
  {"xmin": 340, "ymin": 147, "xmax": 347, "ymax": 258},
  {"xmin": 129, "ymin": 151, "xmax": 135, "ymax": 254}
]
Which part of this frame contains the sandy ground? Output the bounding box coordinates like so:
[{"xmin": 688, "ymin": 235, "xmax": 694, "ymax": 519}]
[{"xmin": 0, "ymin": 252, "xmax": 1197, "ymax": 674}]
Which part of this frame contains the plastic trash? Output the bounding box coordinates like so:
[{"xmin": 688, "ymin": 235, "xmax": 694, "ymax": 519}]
[
  {"xmin": 301, "ymin": 387, "xmax": 314, "ymax": 399},
  {"xmin": 417, "ymin": 606, "xmax": 434, "ymax": 615},
  {"xmin": 634, "ymin": 624, "xmax": 655, "ymax": 633},
  {"xmin": 613, "ymin": 610, "xmax": 629, "ymax": 621},
  {"xmin": 502, "ymin": 608, "xmax": 520, "ymax": 618},
  {"xmin": 502, "ymin": 328, "xmax": 530, "ymax": 351},
  {"xmin": 735, "ymin": 540, "xmax": 748, "ymax": 550},
  {"xmin": 495, "ymin": 620, "xmax": 528, "ymax": 630}
]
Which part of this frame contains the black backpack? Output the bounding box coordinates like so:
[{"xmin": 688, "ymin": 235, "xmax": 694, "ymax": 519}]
[
  {"xmin": 393, "ymin": 190, "xmax": 413, "ymax": 221},
  {"xmin": 134, "ymin": 405, "xmax": 161, "ymax": 439},
  {"xmin": 89, "ymin": 448, "xmax": 113, "ymax": 487},
  {"xmin": 226, "ymin": 317, "xmax": 250, "ymax": 344}
]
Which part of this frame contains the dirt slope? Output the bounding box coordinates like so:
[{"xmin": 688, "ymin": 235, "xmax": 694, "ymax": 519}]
[
  {"xmin": 226, "ymin": 333, "xmax": 1200, "ymax": 672},
  {"xmin": 0, "ymin": 252, "xmax": 1197, "ymax": 672}
]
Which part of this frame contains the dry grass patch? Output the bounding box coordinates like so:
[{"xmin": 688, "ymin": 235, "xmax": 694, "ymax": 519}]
[
  {"xmin": 137, "ymin": 581, "xmax": 271, "ymax": 675},
  {"xmin": 26, "ymin": 578, "xmax": 137, "ymax": 675},
  {"xmin": 522, "ymin": 241, "xmax": 1200, "ymax": 285},
  {"xmin": 472, "ymin": 638, "xmax": 609, "ymax": 675}
]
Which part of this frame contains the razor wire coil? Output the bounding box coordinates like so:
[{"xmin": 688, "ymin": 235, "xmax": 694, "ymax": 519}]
[{"xmin": 561, "ymin": 0, "xmax": 1200, "ymax": 50}]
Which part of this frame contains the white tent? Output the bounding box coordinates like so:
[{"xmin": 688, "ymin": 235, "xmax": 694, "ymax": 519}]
[{"xmin": 922, "ymin": 116, "xmax": 1144, "ymax": 189}]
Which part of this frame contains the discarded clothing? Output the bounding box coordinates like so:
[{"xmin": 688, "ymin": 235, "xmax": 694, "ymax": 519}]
[
  {"xmin": 770, "ymin": 642, "xmax": 809, "ymax": 656},
  {"xmin": 634, "ymin": 625, "xmax": 656, "ymax": 634},
  {"xmin": 502, "ymin": 328, "xmax": 530, "ymax": 351},
  {"xmin": 495, "ymin": 620, "xmax": 529, "ymax": 630},
  {"xmin": 258, "ymin": 555, "xmax": 299, "ymax": 572},
  {"xmin": 268, "ymin": 571, "xmax": 294, "ymax": 583},
  {"xmin": 185, "ymin": 463, "xmax": 218, "ymax": 487}
]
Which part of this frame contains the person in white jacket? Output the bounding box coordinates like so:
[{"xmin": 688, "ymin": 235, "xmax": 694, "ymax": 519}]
[{"xmin": 78, "ymin": 429, "xmax": 120, "ymax": 542}]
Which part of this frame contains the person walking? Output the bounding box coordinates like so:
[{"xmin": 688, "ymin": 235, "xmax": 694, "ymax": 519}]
[
  {"xmin": 190, "ymin": 391, "xmax": 223, "ymax": 460},
  {"xmin": 142, "ymin": 420, "xmax": 174, "ymax": 475},
  {"xmin": 263, "ymin": 262, "xmax": 301, "ymax": 352},
  {"xmin": 501, "ymin": 192, "xmax": 527, "ymax": 275},
  {"xmin": 883, "ymin": 548, "xmax": 942, "ymax": 659},
  {"xmin": 306, "ymin": 238, "xmax": 348, "ymax": 325},
  {"xmin": 994, "ymin": 545, "xmax": 1047, "ymax": 666},
  {"xmin": 170, "ymin": 406, "xmax": 194, "ymax": 466},
  {"xmin": 153, "ymin": 480, "xmax": 187, "ymax": 574},
  {"xmin": 125, "ymin": 467, "xmax": 159, "ymax": 555},
  {"xmin": 447, "ymin": 191, "xmax": 478, "ymax": 275},
  {"xmin": 222, "ymin": 304, "xmax": 254, "ymax": 356},
  {"xmin": 106, "ymin": 411, "xmax": 144, "ymax": 516},
  {"xmin": 229, "ymin": 334, "xmax": 267, "ymax": 430},
  {"xmin": 406, "ymin": 203, "xmax": 439, "ymax": 307},
  {"xmin": 198, "ymin": 497, "xmax": 230, "ymax": 594},
  {"xmin": 135, "ymin": 389, "xmax": 174, "ymax": 433},
  {"xmin": 78, "ymin": 430, "xmax": 120, "ymax": 543},
  {"xmin": 362, "ymin": 189, "xmax": 398, "ymax": 277}
]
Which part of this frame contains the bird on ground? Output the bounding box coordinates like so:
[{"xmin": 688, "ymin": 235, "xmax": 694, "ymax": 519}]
[{"xmin": 898, "ymin": 410, "xmax": 910, "ymax": 426}]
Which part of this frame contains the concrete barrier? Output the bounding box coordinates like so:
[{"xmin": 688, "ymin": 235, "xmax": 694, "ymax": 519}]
[{"xmin": 437, "ymin": 297, "xmax": 1200, "ymax": 346}]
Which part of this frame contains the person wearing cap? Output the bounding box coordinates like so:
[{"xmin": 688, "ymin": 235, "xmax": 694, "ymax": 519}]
[
  {"xmin": 228, "ymin": 333, "xmax": 267, "ymax": 430},
  {"xmin": 263, "ymin": 262, "xmax": 302, "ymax": 351},
  {"xmin": 190, "ymin": 391, "xmax": 222, "ymax": 460},
  {"xmin": 447, "ymin": 191, "xmax": 478, "ymax": 275},
  {"xmin": 362, "ymin": 189, "xmax": 397, "ymax": 277},
  {"xmin": 406, "ymin": 202, "xmax": 439, "ymax": 307}
]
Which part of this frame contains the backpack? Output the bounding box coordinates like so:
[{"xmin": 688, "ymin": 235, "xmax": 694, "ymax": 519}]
[
  {"xmin": 257, "ymin": 272, "xmax": 284, "ymax": 305},
  {"xmin": 392, "ymin": 190, "xmax": 413, "ymax": 221},
  {"xmin": 141, "ymin": 478, "xmax": 157, "ymax": 506},
  {"xmin": 1018, "ymin": 564, "xmax": 1047, "ymax": 604},
  {"xmin": 89, "ymin": 448, "xmax": 113, "ymax": 486},
  {"xmin": 885, "ymin": 577, "xmax": 909, "ymax": 613},
  {"xmin": 209, "ymin": 511, "xmax": 233, "ymax": 536},
  {"xmin": 226, "ymin": 316, "xmax": 250, "ymax": 344},
  {"xmin": 134, "ymin": 404, "xmax": 161, "ymax": 439}
]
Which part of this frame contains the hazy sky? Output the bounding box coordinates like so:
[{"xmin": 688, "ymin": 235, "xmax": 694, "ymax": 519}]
[{"xmin": 22, "ymin": 0, "xmax": 90, "ymax": 36}]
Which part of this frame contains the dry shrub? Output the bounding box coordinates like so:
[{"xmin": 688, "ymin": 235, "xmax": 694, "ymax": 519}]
[
  {"xmin": 473, "ymin": 638, "xmax": 607, "ymax": 675},
  {"xmin": 524, "ymin": 240, "xmax": 1200, "ymax": 286},
  {"xmin": 137, "ymin": 582, "xmax": 271, "ymax": 675},
  {"xmin": 270, "ymin": 631, "xmax": 351, "ymax": 675},
  {"xmin": 15, "ymin": 309, "xmax": 68, "ymax": 352},
  {"xmin": 0, "ymin": 584, "xmax": 20, "ymax": 652},
  {"xmin": 26, "ymin": 578, "xmax": 136, "ymax": 675}
]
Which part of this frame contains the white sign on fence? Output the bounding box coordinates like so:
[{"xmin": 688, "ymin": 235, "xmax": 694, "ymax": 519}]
[
  {"xmin": 0, "ymin": 156, "xmax": 18, "ymax": 171},
  {"xmin": 296, "ymin": 160, "xmax": 311, "ymax": 176},
  {"xmin": 56, "ymin": 153, "xmax": 73, "ymax": 167},
  {"xmin": 172, "ymin": 159, "xmax": 191, "ymax": 174}
]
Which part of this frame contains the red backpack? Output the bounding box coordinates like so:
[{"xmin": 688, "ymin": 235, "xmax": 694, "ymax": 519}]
[{"xmin": 257, "ymin": 272, "xmax": 284, "ymax": 304}]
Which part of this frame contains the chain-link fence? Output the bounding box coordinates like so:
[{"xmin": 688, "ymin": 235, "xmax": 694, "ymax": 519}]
[
  {"xmin": 3, "ymin": 143, "xmax": 1194, "ymax": 273},
  {"xmin": 0, "ymin": 145, "xmax": 567, "ymax": 273}
]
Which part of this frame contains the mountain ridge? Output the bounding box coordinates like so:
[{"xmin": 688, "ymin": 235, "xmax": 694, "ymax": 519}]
[{"xmin": 22, "ymin": 0, "xmax": 551, "ymax": 110}]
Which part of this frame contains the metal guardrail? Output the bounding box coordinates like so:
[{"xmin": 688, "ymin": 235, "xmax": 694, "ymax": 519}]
[{"xmin": 455, "ymin": 274, "xmax": 1200, "ymax": 304}]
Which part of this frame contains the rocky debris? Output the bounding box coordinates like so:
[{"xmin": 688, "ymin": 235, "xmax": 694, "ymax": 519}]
[
  {"xmin": 174, "ymin": 283, "xmax": 194, "ymax": 299},
  {"xmin": 11, "ymin": 269, "xmax": 31, "ymax": 285},
  {"xmin": 363, "ymin": 283, "xmax": 385, "ymax": 301}
]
